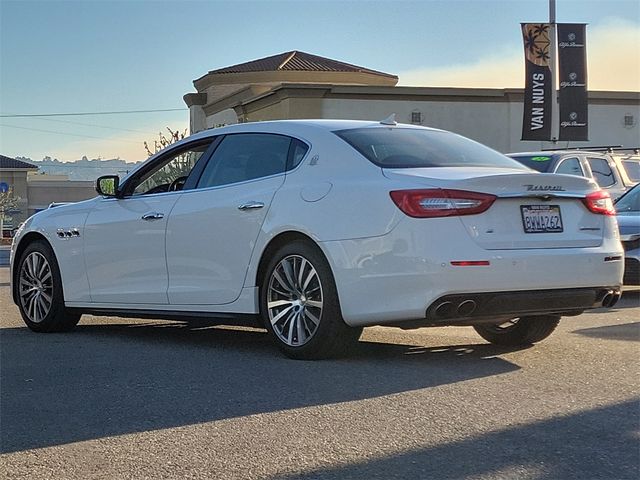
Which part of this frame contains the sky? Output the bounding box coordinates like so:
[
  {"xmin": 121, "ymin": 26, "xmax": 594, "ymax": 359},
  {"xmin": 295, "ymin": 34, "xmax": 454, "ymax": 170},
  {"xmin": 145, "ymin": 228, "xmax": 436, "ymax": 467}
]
[{"xmin": 1, "ymin": 0, "xmax": 638, "ymax": 163}]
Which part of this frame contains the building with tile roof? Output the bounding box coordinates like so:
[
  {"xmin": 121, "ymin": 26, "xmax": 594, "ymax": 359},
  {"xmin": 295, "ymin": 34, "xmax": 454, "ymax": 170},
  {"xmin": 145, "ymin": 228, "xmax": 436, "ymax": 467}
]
[{"xmin": 184, "ymin": 51, "xmax": 639, "ymax": 153}]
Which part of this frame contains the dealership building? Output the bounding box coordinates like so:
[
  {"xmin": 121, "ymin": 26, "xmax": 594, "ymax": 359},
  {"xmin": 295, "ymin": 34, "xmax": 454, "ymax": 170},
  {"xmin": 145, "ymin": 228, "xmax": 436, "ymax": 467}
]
[{"xmin": 184, "ymin": 51, "xmax": 639, "ymax": 153}]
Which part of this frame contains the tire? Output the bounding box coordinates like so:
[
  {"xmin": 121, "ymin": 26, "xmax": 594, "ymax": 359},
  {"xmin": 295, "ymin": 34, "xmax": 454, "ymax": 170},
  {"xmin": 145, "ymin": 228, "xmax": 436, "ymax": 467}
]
[
  {"xmin": 15, "ymin": 240, "xmax": 81, "ymax": 333},
  {"xmin": 260, "ymin": 240, "xmax": 362, "ymax": 360},
  {"xmin": 473, "ymin": 315, "xmax": 561, "ymax": 346}
]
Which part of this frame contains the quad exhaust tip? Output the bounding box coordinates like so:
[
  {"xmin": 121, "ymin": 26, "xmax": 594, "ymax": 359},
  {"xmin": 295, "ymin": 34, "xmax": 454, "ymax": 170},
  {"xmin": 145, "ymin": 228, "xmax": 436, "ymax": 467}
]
[
  {"xmin": 433, "ymin": 299, "xmax": 477, "ymax": 319},
  {"xmin": 602, "ymin": 291, "xmax": 621, "ymax": 308}
]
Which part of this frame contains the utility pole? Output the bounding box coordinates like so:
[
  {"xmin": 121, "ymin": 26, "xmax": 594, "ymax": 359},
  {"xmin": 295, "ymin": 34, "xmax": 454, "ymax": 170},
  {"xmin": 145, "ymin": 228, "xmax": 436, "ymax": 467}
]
[{"xmin": 549, "ymin": 0, "xmax": 559, "ymax": 144}]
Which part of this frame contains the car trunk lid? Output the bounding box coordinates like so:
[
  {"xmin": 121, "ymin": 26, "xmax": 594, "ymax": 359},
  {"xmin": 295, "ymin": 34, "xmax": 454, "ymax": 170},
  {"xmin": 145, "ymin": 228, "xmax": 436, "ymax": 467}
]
[{"xmin": 383, "ymin": 168, "xmax": 605, "ymax": 249}]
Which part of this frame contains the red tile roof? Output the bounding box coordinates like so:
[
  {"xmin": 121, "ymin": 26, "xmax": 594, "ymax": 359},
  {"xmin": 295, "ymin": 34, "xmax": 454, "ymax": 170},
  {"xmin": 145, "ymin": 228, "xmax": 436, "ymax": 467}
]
[{"xmin": 207, "ymin": 51, "xmax": 397, "ymax": 79}]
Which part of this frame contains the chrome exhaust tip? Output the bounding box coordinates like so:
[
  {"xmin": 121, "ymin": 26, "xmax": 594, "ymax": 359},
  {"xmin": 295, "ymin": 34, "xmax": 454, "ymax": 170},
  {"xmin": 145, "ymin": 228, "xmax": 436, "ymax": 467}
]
[
  {"xmin": 601, "ymin": 292, "xmax": 614, "ymax": 307},
  {"xmin": 456, "ymin": 299, "xmax": 477, "ymax": 317},
  {"xmin": 434, "ymin": 301, "xmax": 454, "ymax": 318}
]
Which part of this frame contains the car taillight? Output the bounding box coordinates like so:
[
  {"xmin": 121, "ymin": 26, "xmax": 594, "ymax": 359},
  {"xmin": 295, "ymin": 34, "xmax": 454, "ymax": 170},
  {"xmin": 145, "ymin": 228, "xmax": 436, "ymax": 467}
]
[
  {"xmin": 582, "ymin": 190, "xmax": 615, "ymax": 215},
  {"xmin": 389, "ymin": 189, "xmax": 496, "ymax": 218}
]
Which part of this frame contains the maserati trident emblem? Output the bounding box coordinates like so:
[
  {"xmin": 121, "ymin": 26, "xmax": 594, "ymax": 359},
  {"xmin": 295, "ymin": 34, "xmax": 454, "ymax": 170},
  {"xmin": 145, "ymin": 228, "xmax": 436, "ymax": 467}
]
[{"xmin": 524, "ymin": 185, "xmax": 566, "ymax": 192}]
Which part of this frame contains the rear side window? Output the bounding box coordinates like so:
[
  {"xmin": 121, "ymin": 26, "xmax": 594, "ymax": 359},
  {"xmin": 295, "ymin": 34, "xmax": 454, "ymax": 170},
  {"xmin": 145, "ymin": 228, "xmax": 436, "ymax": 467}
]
[
  {"xmin": 197, "ymin": 133, "xmax": 291, "ymax": 188},
  {"xmin": 554, "ymin": 157, "xmax": 583, "ymax": 176},
  {"xmin": 507, "ymin": 154, "xmax": 555, "ymax": 172},
  {"xmin": 622, "ymin": 160, "xmax": 640, "ymax": 181},
  {"xmin": 336, "ymin": 128, "xmax": 526, "ymax": 170},
  {"xmin": 289, "ymin": 139, "xmax": 309, "ymax": 170},
  {"xmin": 587, "ymin": 157, "xmax": 615, "ymax": 188}
]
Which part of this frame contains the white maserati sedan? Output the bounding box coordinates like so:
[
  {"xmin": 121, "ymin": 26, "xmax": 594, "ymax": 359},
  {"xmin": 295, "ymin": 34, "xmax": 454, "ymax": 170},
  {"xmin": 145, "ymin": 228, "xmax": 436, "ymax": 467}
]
[{"xmin": 10, "ymin": 119, "xmax": 623, "ymax": 359}]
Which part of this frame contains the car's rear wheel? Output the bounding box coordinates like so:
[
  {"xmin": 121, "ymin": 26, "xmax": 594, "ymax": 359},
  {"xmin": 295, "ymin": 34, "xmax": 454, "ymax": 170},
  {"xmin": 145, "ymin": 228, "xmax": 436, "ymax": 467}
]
[
  {"xmin": 260, "ymin": 241, "xmax": 362, "ymax": 359},
  {"xmin": 473, "ymin": 315, "xmax": 560, "ymax": 346},
  {"xmin": 16, "ymin": 240, "xmax": 81, "ymax": 332}
]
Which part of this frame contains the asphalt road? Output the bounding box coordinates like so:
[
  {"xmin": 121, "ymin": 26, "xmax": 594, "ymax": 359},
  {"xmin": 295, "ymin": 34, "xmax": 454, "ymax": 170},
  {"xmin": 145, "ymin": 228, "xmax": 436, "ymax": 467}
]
[{"xmin": 1, "ymin": 266, "xmax": 639, "ymax": 480}]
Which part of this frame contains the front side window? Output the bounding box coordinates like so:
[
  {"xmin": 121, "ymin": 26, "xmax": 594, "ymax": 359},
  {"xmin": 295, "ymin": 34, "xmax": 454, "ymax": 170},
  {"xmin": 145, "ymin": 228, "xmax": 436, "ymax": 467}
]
[
  {"xmin": 336, "ymin": 127, "xmax": 527, "ymax": 170},
  {"xmin": 132, "ymin": 143, "xmax": 211, "ymax": 195},
  {"xmin": 197, "ymin": 134, "xmax": 291, "ymax": 189},
  {"xmin": 587, "ymin": 157, "xmax": 615, "ymax": 188},
  {"xmin": 554, "ymin": 157, "xmax": 583, "ymax": 176}
]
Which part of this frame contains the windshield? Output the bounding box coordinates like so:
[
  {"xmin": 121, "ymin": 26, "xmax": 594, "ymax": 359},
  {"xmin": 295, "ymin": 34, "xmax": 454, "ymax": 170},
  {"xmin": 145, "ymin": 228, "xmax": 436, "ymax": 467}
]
[
  {"xmin": 507, "ymin": 154, "xmax": 556, "ymax": 172},
  {"xmin": 335, "ymin": 127, "xmax": 528, "ymax": 170}
]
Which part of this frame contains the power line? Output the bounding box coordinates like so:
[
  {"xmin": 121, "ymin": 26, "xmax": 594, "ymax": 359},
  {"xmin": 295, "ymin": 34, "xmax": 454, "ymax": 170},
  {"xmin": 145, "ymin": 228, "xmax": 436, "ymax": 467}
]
[
  {"xmin": 0, "ymin": 123, "xmax": 142, "ymax": 144},
  {"xmin": 30, "ymin": 117, "xmax": 158, "ymax": 135},
  {"xmin": 0, "ymin": 108, "xmax": 187, "ymax": 118}
]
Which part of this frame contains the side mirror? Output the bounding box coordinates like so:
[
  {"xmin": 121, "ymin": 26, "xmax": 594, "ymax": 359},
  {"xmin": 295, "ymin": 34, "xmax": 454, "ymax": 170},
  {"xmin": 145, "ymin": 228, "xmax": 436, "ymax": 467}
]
[{"xmin": 96, "ymin": 175, "xmax": 121, "ymax": 197}]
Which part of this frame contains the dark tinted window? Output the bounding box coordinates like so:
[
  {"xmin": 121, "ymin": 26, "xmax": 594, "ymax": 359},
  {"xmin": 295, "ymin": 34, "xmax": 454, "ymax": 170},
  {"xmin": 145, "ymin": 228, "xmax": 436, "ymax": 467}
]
[
  {"xmin": 554, "ymin": 157, "xmax": 583, "ymax": 176},
  {"xmin": 587, "ymin": 157, "xmax": 615, "ymax": 188},
  {"xmin": 507, "ymin": 154, "xmax": 556, "ymax": 172},
  {"xmin": 622, "ymin": 160, "xmax": 640, "ymax": 181},
  {"xmin": 290, "ymin": 139, "xmax": 309, "ymax": 169},
  {"xmin": 336, "ymin": 128, "xmax": 526, "ymax": 169},
  {"xmin": 197, "ymin": 134, "xmax": 290, "ymax": 188}
]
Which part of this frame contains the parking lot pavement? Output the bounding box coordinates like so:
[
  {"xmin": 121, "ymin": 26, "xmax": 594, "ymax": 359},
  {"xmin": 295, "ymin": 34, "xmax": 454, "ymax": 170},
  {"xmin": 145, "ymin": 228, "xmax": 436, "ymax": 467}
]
[{"xmin": 1, "ymin": 265, "xmax": 639, "ymax": 480}]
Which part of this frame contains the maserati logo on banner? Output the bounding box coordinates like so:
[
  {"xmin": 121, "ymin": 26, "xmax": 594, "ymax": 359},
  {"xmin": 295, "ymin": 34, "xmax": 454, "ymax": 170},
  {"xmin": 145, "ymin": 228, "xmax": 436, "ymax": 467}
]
[
  {"xmin": 558, "ymin": 23, "xmax": 588, "ymax": 141},
  {"xmin": 521, "ymin": 24, "xmax": 552, "ymax": 141}
]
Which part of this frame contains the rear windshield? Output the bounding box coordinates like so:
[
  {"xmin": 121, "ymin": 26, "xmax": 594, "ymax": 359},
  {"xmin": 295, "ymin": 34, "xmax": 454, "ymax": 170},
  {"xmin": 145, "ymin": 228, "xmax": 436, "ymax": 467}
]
[
  {"xmin": 335, "ymin": 128, "xmax": 527, "ymax": 169},
  {"xmin": 507, "ymin": 154, "xmax": 556, "ymax": 172}
]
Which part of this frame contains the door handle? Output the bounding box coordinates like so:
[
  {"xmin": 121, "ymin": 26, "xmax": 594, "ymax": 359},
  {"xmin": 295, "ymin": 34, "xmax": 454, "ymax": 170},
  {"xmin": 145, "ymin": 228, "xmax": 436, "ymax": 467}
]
[
  {"xmin": 238, "ymin": 202, "xmax": 265, "ymax": 211},
  {"xmin": 141, "ymin": 212, "xmax": 164, "ymax": 221}
]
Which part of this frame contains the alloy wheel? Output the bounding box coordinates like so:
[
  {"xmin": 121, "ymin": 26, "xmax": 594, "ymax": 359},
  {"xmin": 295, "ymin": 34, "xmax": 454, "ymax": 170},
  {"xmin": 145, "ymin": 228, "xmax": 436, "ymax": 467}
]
[
  {"xmin": 267, "ymin": 255, "xmax": 323, "ymax": 347},
  {"xmin": 19, "ymin": 252, "xmax": 54, "ymax": 323}
]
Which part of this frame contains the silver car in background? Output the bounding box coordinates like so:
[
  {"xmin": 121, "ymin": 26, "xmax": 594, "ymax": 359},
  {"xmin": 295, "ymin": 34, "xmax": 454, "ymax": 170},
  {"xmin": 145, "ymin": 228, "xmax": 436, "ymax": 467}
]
[{"xmin": 615, "ymin": 184, "xmax": 640, "ymax": 285}]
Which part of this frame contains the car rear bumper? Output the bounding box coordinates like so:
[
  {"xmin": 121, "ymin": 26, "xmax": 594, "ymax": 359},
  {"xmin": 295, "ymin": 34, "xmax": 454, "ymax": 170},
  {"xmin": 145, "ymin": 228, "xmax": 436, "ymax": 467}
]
[
  {"xmin": 420, "ymin": 286, "xmax": 620, "ymax": 325},
  {"xmin": 322, "ymin": 217, "xmax": 624, "ymax": 327}
]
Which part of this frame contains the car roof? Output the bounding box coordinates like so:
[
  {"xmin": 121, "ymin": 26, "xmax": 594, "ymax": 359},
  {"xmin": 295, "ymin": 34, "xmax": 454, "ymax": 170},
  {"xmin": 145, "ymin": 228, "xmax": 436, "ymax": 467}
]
[
  {"xmin": 508, "ymin": 151, "xmax": 608, "ymax": 156},
  {"xmin": 186, "ymin": 119, "xmax": 443, "ymax": 142}
]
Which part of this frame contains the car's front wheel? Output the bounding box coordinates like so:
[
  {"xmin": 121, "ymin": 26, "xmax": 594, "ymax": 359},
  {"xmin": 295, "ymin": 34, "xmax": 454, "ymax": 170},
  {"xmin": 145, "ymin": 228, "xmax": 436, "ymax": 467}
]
[
  {"xmin": 16, "ymin": 240, "xmax": 81, "ymax": 332},
  {"xmin": 260, "ymin": 241, "xmax": 362, "ymax": 359},
  {"xmin": 473, "ymin": 315, "xmax": 561, "ymax": 346}
]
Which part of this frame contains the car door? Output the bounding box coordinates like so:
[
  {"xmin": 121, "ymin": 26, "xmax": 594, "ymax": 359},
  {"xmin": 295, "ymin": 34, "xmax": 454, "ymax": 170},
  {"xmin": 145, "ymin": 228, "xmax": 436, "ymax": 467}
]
[
  {"xmin": 83, "ymin": 140, "xmax": 214, "ymax": 304},
  {"xmin": 165, "ymin": 133, "xmax": 294, "ymax": 305}
]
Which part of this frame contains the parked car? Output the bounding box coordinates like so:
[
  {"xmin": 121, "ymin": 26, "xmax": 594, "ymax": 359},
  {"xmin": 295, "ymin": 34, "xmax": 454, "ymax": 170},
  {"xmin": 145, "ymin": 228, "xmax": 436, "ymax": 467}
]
[
  {"xmin": 611, "ymin": 151, "xmax": 640, "ymax": 184},
  {"xmin": 507, "ymin": 150, "xmax": 637, "ymax": 200},
  {"xmin": 614, "ymin": 183, "xmax": 640, "ymax": 285},
  {"xmin": 10, "ymin": 120, "xmax": 624, "ymax": 359}
]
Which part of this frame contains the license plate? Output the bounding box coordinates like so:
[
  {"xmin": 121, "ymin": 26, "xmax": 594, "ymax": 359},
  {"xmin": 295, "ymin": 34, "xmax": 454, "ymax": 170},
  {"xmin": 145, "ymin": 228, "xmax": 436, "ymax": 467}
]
[{"xmin": 521, "ymin": 205, "xmax": 563, "ymax": 233}]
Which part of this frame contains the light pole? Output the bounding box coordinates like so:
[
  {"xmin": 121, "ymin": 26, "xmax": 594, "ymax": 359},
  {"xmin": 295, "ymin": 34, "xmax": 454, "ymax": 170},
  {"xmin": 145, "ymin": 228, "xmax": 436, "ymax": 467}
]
[{"xmin": 549, "ymin": 0, "xmax": 559, "ymax": 144}]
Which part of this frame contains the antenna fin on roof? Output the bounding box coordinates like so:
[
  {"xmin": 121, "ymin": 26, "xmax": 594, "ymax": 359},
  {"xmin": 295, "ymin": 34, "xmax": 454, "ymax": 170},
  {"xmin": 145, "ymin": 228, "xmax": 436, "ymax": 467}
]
[{"xmin": 380, "ymin": 113, "xmax": 397, "ymax": 126}]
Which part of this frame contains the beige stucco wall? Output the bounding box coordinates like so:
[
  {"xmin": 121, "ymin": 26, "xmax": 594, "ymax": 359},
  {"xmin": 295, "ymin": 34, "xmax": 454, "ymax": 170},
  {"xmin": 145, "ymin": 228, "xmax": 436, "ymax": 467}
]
[
  {"xmin": 319, "ymin": 96, "xmax": 640, "ymax": 153},
  {"xmin": 27, "ymin": 181, "xmax": 95, "ymax": 214}
]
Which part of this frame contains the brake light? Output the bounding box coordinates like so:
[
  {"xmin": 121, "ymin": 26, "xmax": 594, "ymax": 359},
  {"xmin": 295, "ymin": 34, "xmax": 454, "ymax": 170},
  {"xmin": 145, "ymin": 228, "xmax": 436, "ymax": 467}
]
[
  {"xmin": 582, "ymin": 190, "xmax": 615, "ymax": 215},
  {"xmin": 389, "ymin": 189, "xmax": 496, "ymax": 218}
]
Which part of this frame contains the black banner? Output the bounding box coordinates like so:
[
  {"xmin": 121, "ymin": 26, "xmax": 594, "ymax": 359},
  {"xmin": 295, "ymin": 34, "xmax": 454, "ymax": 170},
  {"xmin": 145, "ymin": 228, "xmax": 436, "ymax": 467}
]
[
  {"xmin": 558, "ymin": 23, "xmax": 588, "ymax": 141},
  {"xmin": 521, "ymin": 24, "xmax": 552, "ymax": 141}
]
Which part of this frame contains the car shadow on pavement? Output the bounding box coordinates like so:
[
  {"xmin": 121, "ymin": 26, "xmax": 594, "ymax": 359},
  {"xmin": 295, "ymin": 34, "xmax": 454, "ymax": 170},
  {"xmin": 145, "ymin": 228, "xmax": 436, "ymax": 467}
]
[
  {"xmin": 268, "ymin": 399, "xmax": 640, "ymax": 480},
  {"xmin": 572, "ymin": 321, "xmax": 640, "ymax": 342},
  {"xmin": 0, "ymin": 320, "xmax": 522, "ymax": 454}
]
